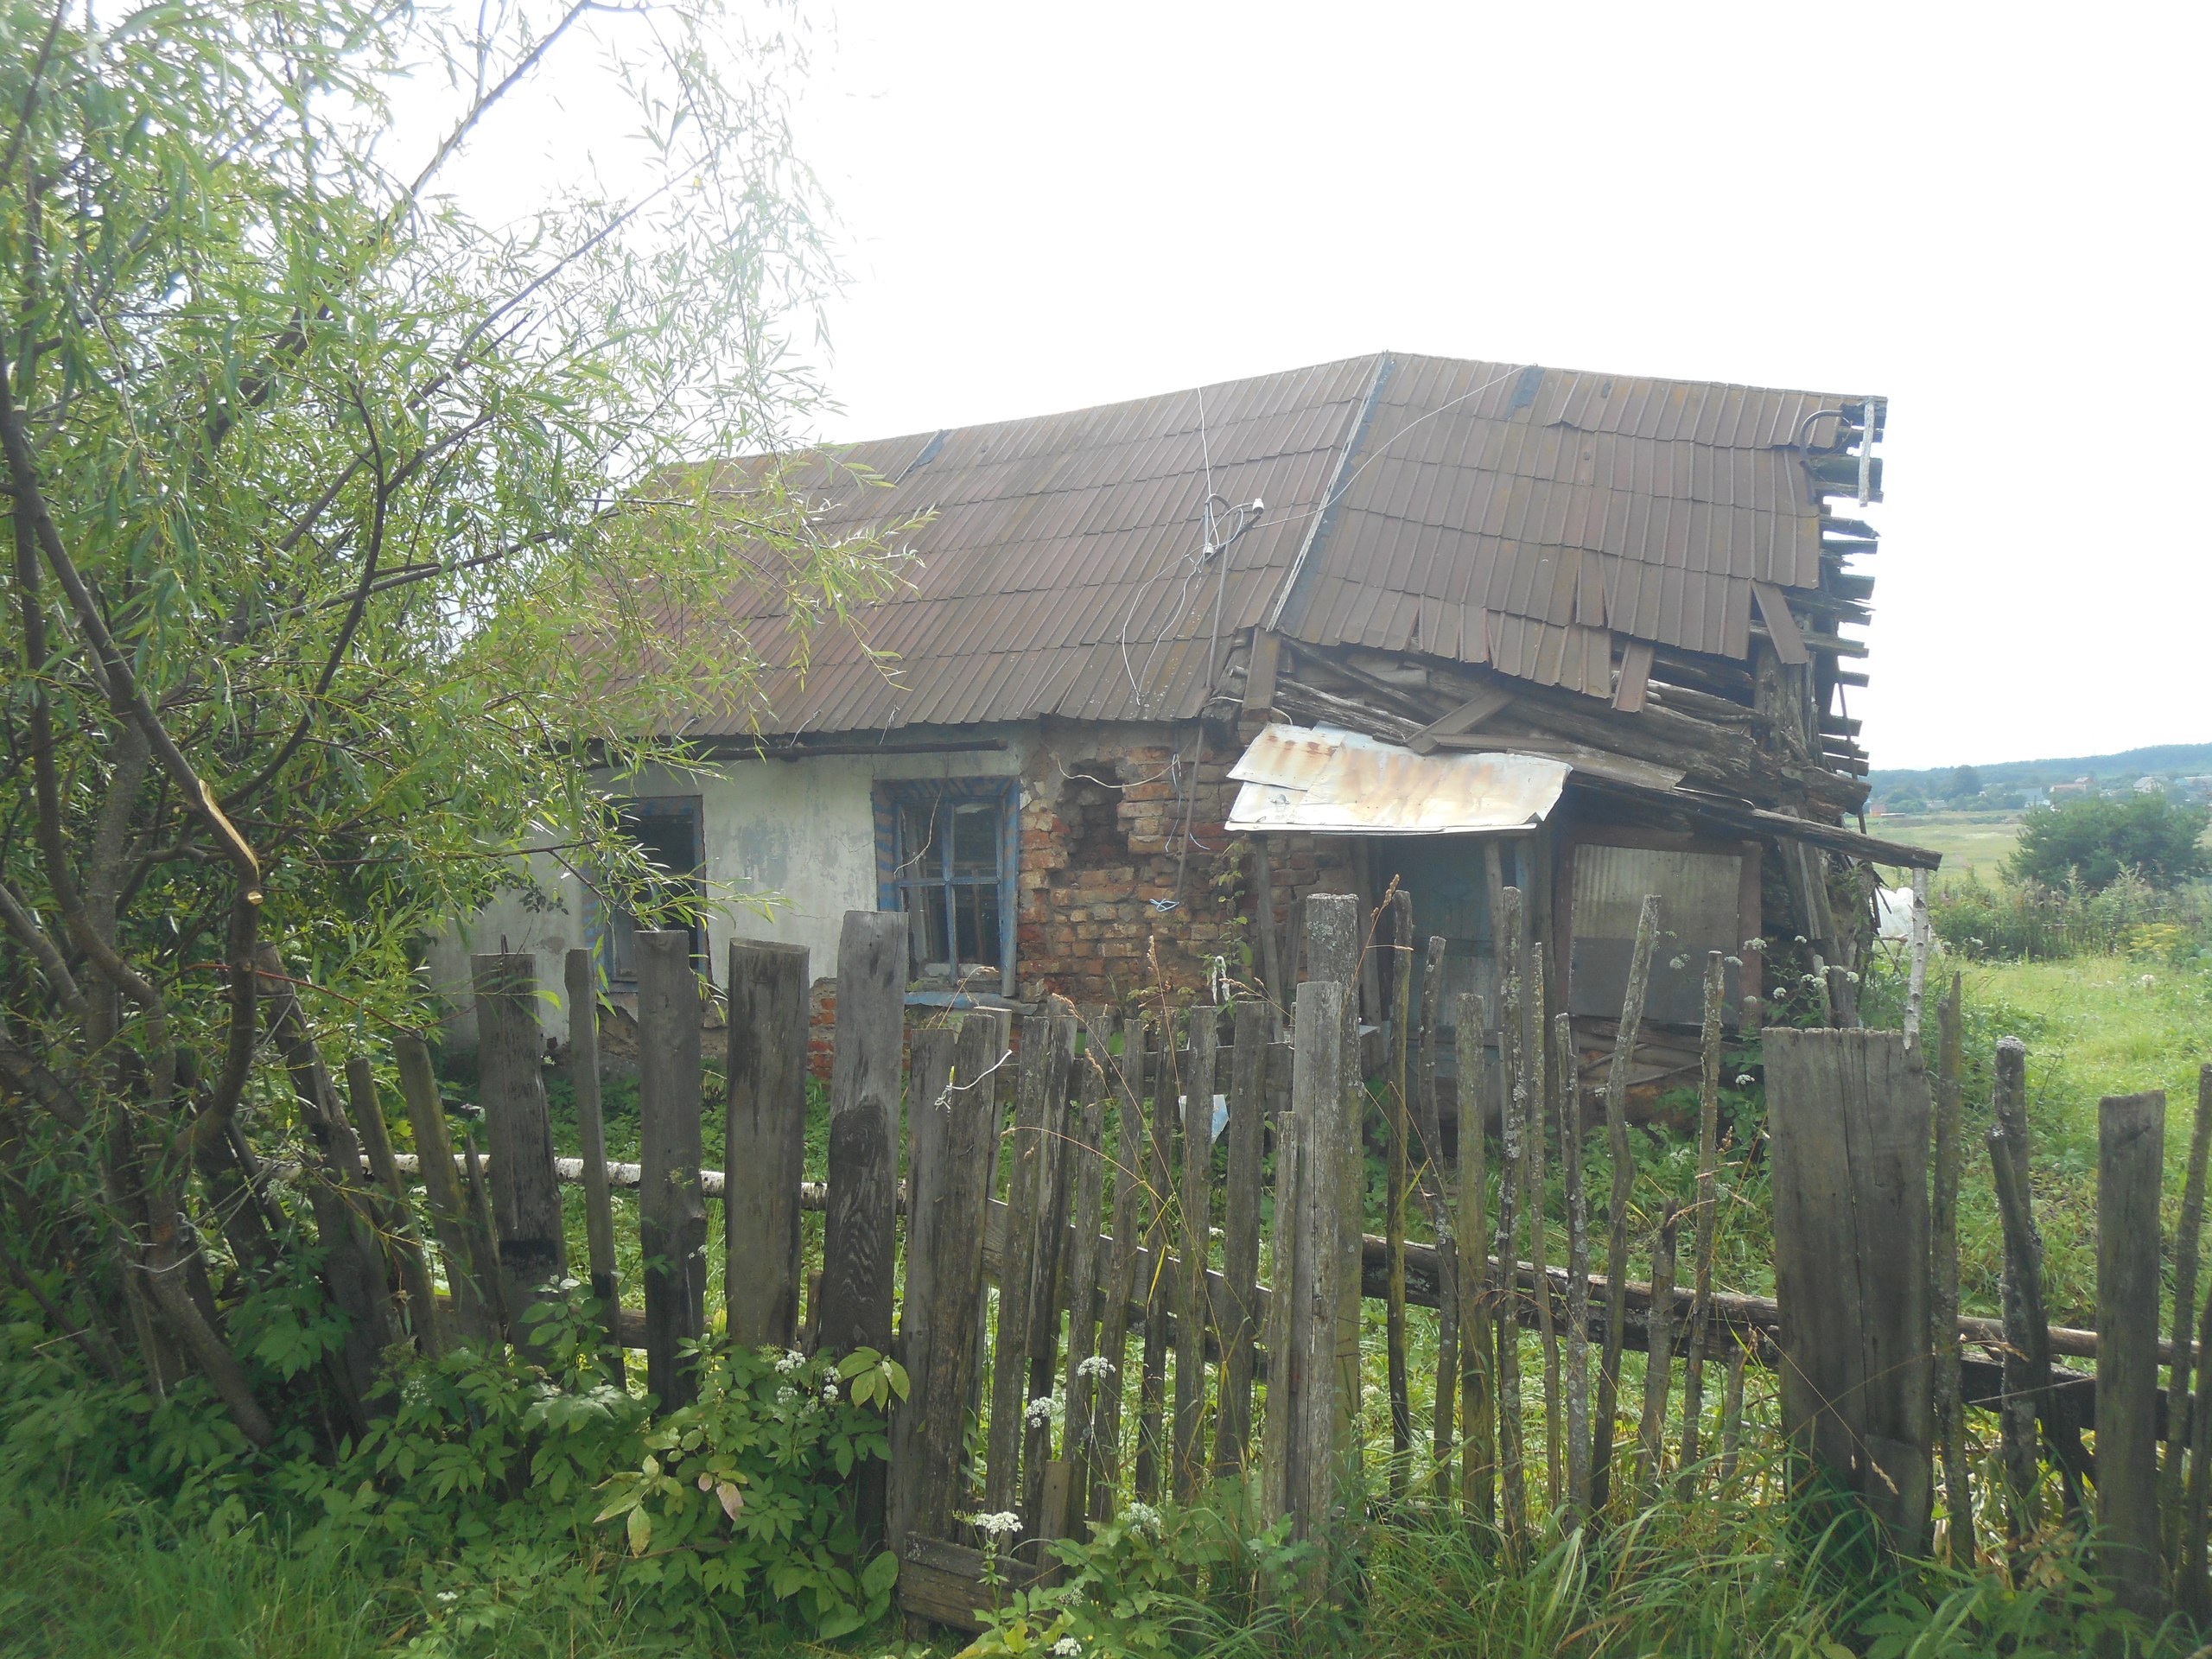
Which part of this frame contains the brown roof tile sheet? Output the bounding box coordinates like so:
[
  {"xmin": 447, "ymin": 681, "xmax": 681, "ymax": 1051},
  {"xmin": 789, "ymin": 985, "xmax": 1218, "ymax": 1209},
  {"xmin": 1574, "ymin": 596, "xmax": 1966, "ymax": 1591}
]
[{"xmin": 688, "ymin": 350, "xmax": 1875, "ymax": 736}]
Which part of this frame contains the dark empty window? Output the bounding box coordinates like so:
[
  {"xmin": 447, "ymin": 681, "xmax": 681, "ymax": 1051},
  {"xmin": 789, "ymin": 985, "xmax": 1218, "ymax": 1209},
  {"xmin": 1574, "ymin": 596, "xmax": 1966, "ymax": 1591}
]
[
  {"xmin": 599, "ymin": 796, "xmax": 704, "ymax": 986},
  {"xmin": 874, "ymin": 779, "xmax": 1017, "ymax": 996}
]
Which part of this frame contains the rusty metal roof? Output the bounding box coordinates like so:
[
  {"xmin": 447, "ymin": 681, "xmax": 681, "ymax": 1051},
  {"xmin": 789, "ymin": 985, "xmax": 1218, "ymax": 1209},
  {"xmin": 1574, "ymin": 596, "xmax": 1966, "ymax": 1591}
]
[
  {"xmin": 694, "ymin": 351, "xmax": 1876, "ymax": 737},
  {"xmin": 1225, "ymin": 723, "xmax": 1570, "ymax": 835}
]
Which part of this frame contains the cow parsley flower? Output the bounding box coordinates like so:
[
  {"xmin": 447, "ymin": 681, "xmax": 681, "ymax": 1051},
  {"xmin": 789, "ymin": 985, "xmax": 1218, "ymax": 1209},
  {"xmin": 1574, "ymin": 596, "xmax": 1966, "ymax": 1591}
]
[
  {"xmin": 1077, "ymin": 1355, "xmax": 1116, "ymax": 1379},
  {"xmin": 775, "ymin": 1349, "xmax": 805, "ymax": 1376},
  {"xmin": 1053, "ymin": 1639, "xmax": 1083, "ymax": 1656},
  {"xmin": 969, "ymin": 1510, "xmax": 1022, "ymax": 1538},
  {"xmin": 1122, "ymin": 1502, "xmax": 1162, "ymax": 1533},
  {"xmin": 1027, "ymin": 1393, "xmax": 1062, "ymax": 1427}
]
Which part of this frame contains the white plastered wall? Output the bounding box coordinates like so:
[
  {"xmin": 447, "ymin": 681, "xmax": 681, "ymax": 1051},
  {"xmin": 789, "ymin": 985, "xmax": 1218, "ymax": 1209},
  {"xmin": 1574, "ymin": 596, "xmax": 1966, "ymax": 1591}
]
[{"xmin": 429, "ymin": 728, "xmax": 1031, "ymax": 1051}]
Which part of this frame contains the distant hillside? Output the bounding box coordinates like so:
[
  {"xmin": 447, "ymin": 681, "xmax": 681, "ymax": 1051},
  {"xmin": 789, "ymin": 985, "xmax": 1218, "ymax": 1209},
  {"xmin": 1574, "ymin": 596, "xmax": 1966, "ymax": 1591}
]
[{"xmin": 1870, "ymin": 742, "xmax": 2212, "ymax": 804}]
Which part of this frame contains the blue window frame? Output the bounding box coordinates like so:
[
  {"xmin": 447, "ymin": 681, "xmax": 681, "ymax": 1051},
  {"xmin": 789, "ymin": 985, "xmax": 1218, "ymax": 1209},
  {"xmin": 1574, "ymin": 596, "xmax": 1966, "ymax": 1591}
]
[{"xmin": 873, "ymin": 778, "xmax": 1019, "ymax": 999}]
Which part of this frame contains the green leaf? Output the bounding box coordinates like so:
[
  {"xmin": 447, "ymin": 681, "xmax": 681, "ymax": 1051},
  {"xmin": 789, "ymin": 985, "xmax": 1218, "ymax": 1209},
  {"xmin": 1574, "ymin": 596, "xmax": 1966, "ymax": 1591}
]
[
  {"xmin": 627, "ymin": 1506, "xmax": 652, "ymax": 1557},
  {"xmin": 860, "ymin": 1549, "xmax": 899, "ymax": 1598}
]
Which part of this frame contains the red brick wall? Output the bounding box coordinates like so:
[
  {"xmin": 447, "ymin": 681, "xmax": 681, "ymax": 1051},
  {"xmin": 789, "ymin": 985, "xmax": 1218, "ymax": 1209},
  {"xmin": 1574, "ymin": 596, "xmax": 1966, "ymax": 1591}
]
[{"xmin": 803, "ymin": 718, "xmax": 1359, "ymax": 1072}]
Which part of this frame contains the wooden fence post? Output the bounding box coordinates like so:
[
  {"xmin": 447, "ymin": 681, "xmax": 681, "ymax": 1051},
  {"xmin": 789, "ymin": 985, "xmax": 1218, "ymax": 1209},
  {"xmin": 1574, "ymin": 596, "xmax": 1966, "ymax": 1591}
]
[
  {"xmin": 1302, "ymin": 892, "xmax": 1363, "ymax": 1490},
  {"xmin": 1765, "ymin": 1027, "xmax": 1933, "ymax": 1557},
  {"xmin": 1214, "ymin": 1000, "xmax": 1269, "ymax": 1475},
  {"xmin": 894, "ymin": 1008, "xmax": 1007, "ymax": 1584},
  {"xmin": 1090, "ymin": 1015, "xmax": 1147, "ymax": 1521},
  {"xmin": 820, "ymin": 910, "xmax": 906, "ymax": 1359},
  {"xmin": 1591, "ymin": 893, "xmax": 1659, "ymax": 1518},
  {"xmin": 1020, "ymin": 1010, "xmax": 1078, "ymax": 1544},
  {"xmin": 394, "ymin": 1033, "xmax": 500, "ymax": 1346},
  {"xmin": 1929, "ymin": 973, "xmax": 1969, "ymax": 1561},
  {"xmin": 988, "ymin": 1009, "xmax": 1065, "ymax": 1520},
  {"xmin": 1059, "ymin": 1033, "xmax": 1109, "ymax": 1518},
  {"xmin": 2097, "ymin": 1090, "xmax": 2166, "ymax": 1618},
  {"xmin": 472, "ymin": 951, "xmax": 568, "ymax": 1337},
  {"xmin": 1291, "ymin": 979, "xmax": 1356, "ymax": 1570},
  {"xmin": 563, "ymin": 949, "xmax": 624, "ymax": 1369},
  {"xmin": 638, "ymin": 931, "xmax": 706, "ymax": 1409},
  {"xmin": 345, "ymin": 1056, "xmax": 440, "ymax": 1356},
  {"xmin": 726, "ymin": 939, "xmax": 810, "ymax": 1349},
  {"xmin": 1173, "ymin": 1003, "xmax": 1217, "ymax": 1499}
]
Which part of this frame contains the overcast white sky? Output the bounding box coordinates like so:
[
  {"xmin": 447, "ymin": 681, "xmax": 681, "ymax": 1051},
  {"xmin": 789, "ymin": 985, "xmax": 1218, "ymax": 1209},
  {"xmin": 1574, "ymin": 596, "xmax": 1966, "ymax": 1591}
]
[{"xmin": 472, "ymin": 1, "xmax": 2212, "ymax": 772}]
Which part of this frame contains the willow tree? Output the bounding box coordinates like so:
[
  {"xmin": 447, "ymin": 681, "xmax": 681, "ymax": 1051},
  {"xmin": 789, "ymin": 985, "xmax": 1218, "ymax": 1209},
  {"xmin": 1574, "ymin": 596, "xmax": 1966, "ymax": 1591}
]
[{"xmin": 0, "ymin": 0, "xmax": 900, "ymax": 1447}]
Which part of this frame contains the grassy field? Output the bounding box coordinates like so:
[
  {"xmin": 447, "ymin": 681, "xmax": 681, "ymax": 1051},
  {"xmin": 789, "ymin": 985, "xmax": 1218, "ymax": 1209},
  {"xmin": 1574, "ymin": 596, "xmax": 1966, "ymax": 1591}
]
[{"xmin": 1874, "ymin": 808, "xmax": 2027, "ymax": 883}]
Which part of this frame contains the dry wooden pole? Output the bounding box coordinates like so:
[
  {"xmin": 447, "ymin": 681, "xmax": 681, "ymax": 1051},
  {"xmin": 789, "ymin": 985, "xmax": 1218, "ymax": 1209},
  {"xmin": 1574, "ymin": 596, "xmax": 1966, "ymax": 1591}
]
[
  {"xmin": 1989, "ymin": 1036, "xmax": 2087, "ymax": 1531},
  {"xmin": 1059, "ymin": 1037, "xmax": 1109, "ymax": 1516},
  {"xmin": 1135, "ymin": 1018, "xmax": 1172, "ymax": 1502},
  {"xmin": 1214, "ymin": 1001, "xmax": 1269, "ymax": 1475},
  {"xmin": 345, "ymin": 1055, "xmax": 440, "ymax": 1355},
  {"xmin": 1719, "ymin": 1342, "xmax": 1747, "ymax": 1486},
  {"xmin": 2164, "ymin": 1069, "xmax": 2212, "ymax": 1554},
  {"xmin": 1456, "ymin": 993, "xmax": 1495, "ymax": 1525},
  {"xmin": 563, "ymin": 950, "xmax": 623, "ymax": 1368},
  {"xmin": 1410, "ymin": 936, "xmax": 1455, "ymax": 1491},
  {"xmin": 1290, "ymin": 978, "xmax": 1356, "ymax": 1567},
  {"xmin": 1303, "ymin": 887, "xmax": 1365, "ymax": 1468},
  {"xmin": 2098, "ymin": 1090, "xmax": 2167, "ymax": 1618},
  {"xmin": 1020, "ymin": 1011, "xmax": 1078, "ymax": 1547},
  {"xmin": 1559, "ymin": 1010, "xmax": 1592, "ymax": 1528},
  {"xmin": 902, "ymin": 1010, "xmax": 1008, "ymax": 1555},
  {"xmin": 1637, "ymin": 1201, "xmax": 1680, "ymax": 1492},
  {"xmin": 1173, "ymin": 1005, "xmax": 1218, "ymax": 1499},
  {"xmin": 987, "ymin": 1011, "xmax": 1058, "ymax": 1518},
  {"xmin": 393, "ymin": 1035, "xmax": 499, "ymax": 1346},
  {"xmin": 1493, "ymin": 898, "xmax": 1528, "ymax": 1557},
  {"xmin": 1930, "ymin": 973, "xmax": 1969, "ymax": 1563},
  {"xmin": 893, "ymin": 1021, "xmax": 957, "ymax": 1557},
  {"xmin": 1252, "ymin": 839, "xmax": 1287, "ymax": 1034},
  {"xmin": 1090, "ymin": 1018, "xmax": 1147, "ymax": 1521},
  {"xmin": 1590, "ymin": 893, "xmax": 1660, "ymax": 1519},
  {"xmin": 1384, "ymin": 890, "xmax": 1414, "ymax": 1497},
  {"xmin": 472, "ymin": 952, "xmax": 569, "ymax": 1336},
  {"xmin": 1260, "ymin": 1103, "xmax": 1305, "ymax": 1530},
  {"xmin": 1525, "ymin": 954, "xmax": 1560, "ymax": 1512},
  {"xmin": 637, "ymin": 931, "xmax": 706, "ymax": 1409},
  {"xmin": 1678, "ymin": 952, "xmax": 1726, "ymax": 1480},
  {"xmin": 819, "ymin": 912, "xmax": 906, "ymax": 1364},
  {"xmin": 724, "ymin": 940, "xmax": 810, "ymax": 1349}
]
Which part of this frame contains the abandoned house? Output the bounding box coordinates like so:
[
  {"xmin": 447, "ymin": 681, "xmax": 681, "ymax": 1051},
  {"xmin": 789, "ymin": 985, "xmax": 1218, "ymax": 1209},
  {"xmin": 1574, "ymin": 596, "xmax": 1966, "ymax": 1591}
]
[{"xmin": 433, "ymin": 350, "xmax": 1937, "ymax": 1111}]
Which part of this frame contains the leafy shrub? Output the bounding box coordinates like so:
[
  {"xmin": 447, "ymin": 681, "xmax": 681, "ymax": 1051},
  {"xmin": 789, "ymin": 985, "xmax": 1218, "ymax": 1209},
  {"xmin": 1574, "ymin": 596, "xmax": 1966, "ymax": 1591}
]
[
  {"xmin": 0, "ymin": 1282, "xmax": 896, "ymax": 1652},
  {"xmin": 1930, "ymin": 869, "xmax": 2212, "ymax": 962},
  {"xmin": 2007, "ymin": 793, "xmax": 2211, "ymax": 890}
]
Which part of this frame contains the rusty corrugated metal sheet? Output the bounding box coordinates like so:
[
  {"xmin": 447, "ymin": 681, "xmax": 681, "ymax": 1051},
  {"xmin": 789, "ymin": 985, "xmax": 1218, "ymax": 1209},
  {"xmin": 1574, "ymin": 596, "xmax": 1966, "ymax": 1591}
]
[
  {"xmin": 687, "ymin": 351, "xmax": 1874, "ymax": 737},
  {"xmin": 1224, "ymin": 724, "xmax": 1570, "ymax": 835}
]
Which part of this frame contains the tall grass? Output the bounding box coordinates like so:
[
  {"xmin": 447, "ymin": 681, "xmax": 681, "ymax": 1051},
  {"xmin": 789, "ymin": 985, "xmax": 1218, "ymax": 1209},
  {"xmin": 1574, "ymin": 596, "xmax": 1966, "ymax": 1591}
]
[{"xmin": 1930, "ymin": 869, "xmax": 2212, "ymax": 963}]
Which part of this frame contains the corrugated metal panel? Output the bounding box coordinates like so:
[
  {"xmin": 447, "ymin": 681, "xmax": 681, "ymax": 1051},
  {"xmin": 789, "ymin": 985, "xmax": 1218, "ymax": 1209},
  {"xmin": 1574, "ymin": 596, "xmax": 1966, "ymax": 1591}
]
[
  {"xmin": 1225, "ymin": 724, "xmax": 1570, "ymax": 835},
  {"xmin": 1569, "ymin": 842, "xmax": 1747, "ymax": 1026},
  {"xmin": 680, "ymin": 350, "xmax": 1876, "ymax": 736}
]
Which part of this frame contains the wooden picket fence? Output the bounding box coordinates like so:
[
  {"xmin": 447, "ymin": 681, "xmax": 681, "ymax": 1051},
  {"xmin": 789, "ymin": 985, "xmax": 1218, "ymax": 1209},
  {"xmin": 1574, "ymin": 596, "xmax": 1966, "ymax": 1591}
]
[{"xmin": 365, "ymin": 889, "xmax": 2212, "ymax": 1631}]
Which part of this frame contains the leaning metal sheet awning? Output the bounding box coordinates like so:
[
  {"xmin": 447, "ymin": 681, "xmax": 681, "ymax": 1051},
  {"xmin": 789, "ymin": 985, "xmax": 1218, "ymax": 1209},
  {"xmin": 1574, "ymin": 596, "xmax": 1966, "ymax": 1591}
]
[{"xmin": 1225, "ymin": 723, "xmax": 1571, "ymax": 836}]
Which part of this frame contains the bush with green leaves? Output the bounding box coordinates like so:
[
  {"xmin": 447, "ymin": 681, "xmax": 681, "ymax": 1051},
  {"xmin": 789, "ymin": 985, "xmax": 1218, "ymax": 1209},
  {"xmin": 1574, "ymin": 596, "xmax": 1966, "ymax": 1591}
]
[
  {"xmin": 1930, "ymin": 868, "xmax": 2212, "ymax": 963},
  {"xmin": 2007, "ymin": 794, "xmax": 2211, "ymax": 890},
  {"xmin": 0, "ymin": 1276, "xmax": 900, "ymax": 1651}
]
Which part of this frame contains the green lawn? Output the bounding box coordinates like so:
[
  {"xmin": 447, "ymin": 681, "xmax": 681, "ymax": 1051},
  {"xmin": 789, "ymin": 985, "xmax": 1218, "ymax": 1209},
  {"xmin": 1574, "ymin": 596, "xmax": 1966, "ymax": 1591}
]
[{"xmin": 1875, "ymin": 809, "xmax": 2026, "ymax": 884}]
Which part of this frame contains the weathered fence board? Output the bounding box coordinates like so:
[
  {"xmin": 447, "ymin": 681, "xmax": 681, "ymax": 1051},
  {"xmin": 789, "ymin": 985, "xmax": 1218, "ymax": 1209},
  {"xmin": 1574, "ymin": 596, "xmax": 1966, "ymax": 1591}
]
[
  {"xmin": 471, "ymin": 952, "xmax": 567, "ymax": 1336},
  {"xmin": 725, "ymin": 939, "xmax": 810, "ymax": 1349},
  {"xmin": 819, "ymin": 911, "xmax": 906, "ymax": 1358},
  {"xmin": 1766, "ymin": 1027, "xmax": 1933, "ymax": 1556},
  {"xmin": 637, "ymin": 931, "xmax": 705, "ymax": 1409},
  {"xmin": 2097, "ymin": 1090, "xmax": 2165, "ymax": 1616},
  {"xmin": 563, "ymin": 949, "xmax": 623, "ymax": 1367}
]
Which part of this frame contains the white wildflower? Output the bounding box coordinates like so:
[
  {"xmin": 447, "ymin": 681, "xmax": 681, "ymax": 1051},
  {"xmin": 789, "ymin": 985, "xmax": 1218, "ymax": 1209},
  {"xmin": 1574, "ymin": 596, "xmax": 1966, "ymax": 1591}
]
[
  {"xmin": 1053, "ymin": 1639, "xmax": 1083, "ymax": 1656},
  {"xmin": 1794, "ymin": 935, "xmax": 1808, "ymax": 945},
  {"xmin": 559, "ymin": 1276, "xmax": 582, "ymax": 1292},
  {"xmin": 1669, "ymin": 955, "xmax": 1688, "ymax": 971},
  {"xmin": 776, "ymin": 1385, "xmax": 798, "ymax": 1406},
  {"xmin": 1725, "ymin": 956, "xmax": 1743, "ymax": 968},
  {"xmin": 1743, "ymin": 938, "xmax": 1767, "ymax": 953},
  {"xmin": 969, "ymin": 1510, "xmax": 1022, "ymax": 1538},
  {"xmin": 822, "ymin": 1378, "xmax": 841, "ymax": 1404},
  {"xmin": 1736, "ymin": 1073, "xmax": 1755, "ymax": 1087},
  {"xmin": 1026, "ymin": 1392, "xmax": 1063, "ymax": 1427},
  {"xmin": 1122, "ymin": 1502, "xmax": 1163, "ymax": 1533},
  {"xmin": 2139, "ymin": 974, "xmax": 2158, "ymax": 990},
  {"xmin": 775, "ymin": 1349, "xmax": 805, "ymax": 1376},
  {"xmin": 435, "ymin": 1591, "xmax": 459, "ymax": 1604},
  {"xmin": 1077, "ymin": 1355, "xmax": 1116, "ymax": 1380}
]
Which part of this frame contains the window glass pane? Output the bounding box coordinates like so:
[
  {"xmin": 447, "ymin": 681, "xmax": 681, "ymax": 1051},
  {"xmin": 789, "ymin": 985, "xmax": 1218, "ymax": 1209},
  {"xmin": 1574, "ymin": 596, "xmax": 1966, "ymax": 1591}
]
[
  {"xmin": 952, "ymin": 800, "xmax": 998, "ymax": 877},
  {"xmin": 899, "ymin": 800, "xmax": 944, "ymax": 880},
  {"xmin": 906, "ymin": 884, "xmax": 950, "ymax": 971},
  {"xmin": 954, "ymin": 883, "xmax": 1002, "ymax": 970}
]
